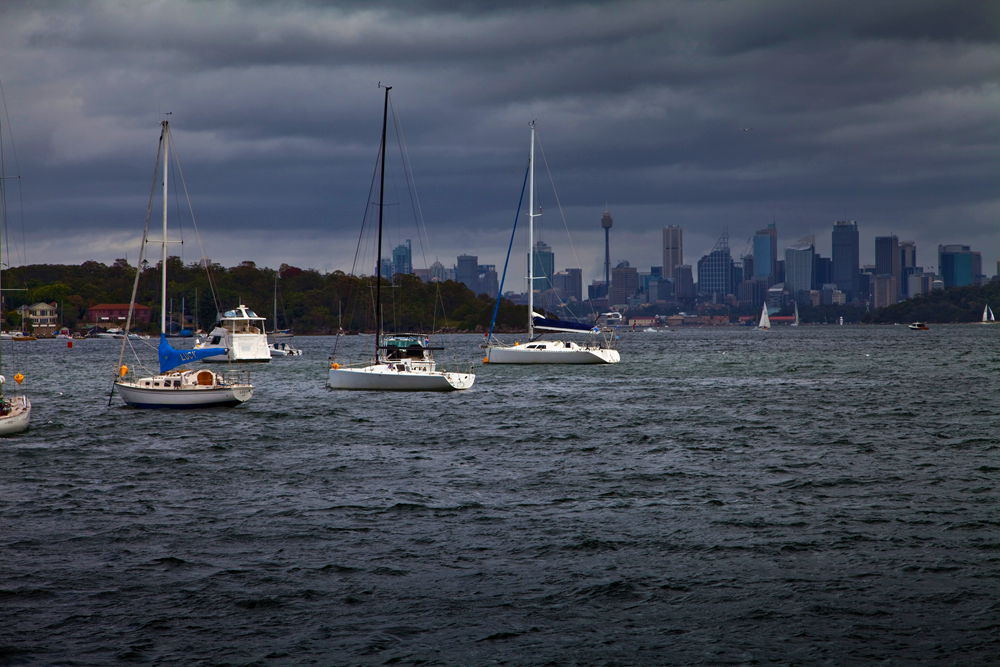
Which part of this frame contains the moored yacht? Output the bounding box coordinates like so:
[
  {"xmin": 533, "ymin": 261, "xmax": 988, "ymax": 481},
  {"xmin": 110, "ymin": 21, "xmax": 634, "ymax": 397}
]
[
  {"xmin": 198, "ymin": 305, "xmax": 271, "ymax": 363},
  {"xmin": 326, "ymin": 85, "xmax": 474, "ymax": 392},
  {"xmin": 483, "ymin": 122, "xmax": 619, "ymax": 365},
  {"xmin": 329, "ymin": 334, "xmax": 474, "ymax": 391},
  {"xmin": 113, "ymin": 119, "xmax": 254, "ymax": 409}
]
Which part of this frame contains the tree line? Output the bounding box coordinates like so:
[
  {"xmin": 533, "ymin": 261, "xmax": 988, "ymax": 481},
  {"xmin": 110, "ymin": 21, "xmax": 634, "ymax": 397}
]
[{"xmin": 3, "ymin": 259, "xmax": 529, "ymax": 334}]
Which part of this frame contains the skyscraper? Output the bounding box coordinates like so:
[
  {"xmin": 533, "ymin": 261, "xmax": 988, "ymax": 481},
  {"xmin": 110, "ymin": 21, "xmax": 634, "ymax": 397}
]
[
  {"xmin": 939, "ymin": 244, "xmax": 981, "ymax": 287},
  {"xmin": 831, "ymin": 220, "xmax": 859, "ymax": 300},
  {"xmin": 753, "ymin": 223, "xmax": 778, "ymax": 282},
  {"xmin": 477, "ymin": 264, "xmax": 499, "ymax": 299},
  {"xmin": 875, "ymin": 235, "xmax": 901, "ymax": 301},
  {"xmin": 673, "ymin": 265, "xmax": 695, "ymax": 299},
  {"xmin": 662, "ymin": 226, "xmax": 683, "ymax": 279},
  {"xmin": 697, "ymin": 232, "xmax": 733, "ymax": 300},
  {"xmin": 899, "ymin": 241, "xmax": 916, "ymax": 297},
  {"xmin": 391, "ymin": 240, "xmax": 412, "ymax": 276},
  {"xmin": 456, "ymin": 254, "xmax": 480, "ymax": 293},
  {"xmin": 531, "ymin": 241, "xmax": 555, "ymax": 291},
  {"xmin": 551, "ymin": 268, "xmax": 583, "ymax": 302},
  {"xmin": 429, "ymin": 260, "xmax": 448, "ymax": 282},
  {"xmin": 784, "ymin": 239, "xmax": 815, "ymax": 296},
  {"xmin": 609, "ymin": 261, "xmax": 638, "ymax": 307}
]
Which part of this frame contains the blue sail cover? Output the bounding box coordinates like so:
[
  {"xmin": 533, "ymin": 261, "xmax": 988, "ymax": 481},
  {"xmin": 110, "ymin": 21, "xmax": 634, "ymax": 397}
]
[
  {"xmin": 158, "ymin": 334, "xmax": 226, "ymax": 373},
  {"xmin": 531, "ymin": 314, "xmax": 600, "ymax": 334}
]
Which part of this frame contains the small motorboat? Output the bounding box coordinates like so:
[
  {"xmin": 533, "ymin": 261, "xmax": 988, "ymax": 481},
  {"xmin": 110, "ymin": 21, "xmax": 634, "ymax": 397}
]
[
  {"xmin": 269, "ymin": 342, "xmax": 303, "ymax": 357},
  {"xmin": 908, "ymin": 322, "xmax": 929, "ymax": 330}
]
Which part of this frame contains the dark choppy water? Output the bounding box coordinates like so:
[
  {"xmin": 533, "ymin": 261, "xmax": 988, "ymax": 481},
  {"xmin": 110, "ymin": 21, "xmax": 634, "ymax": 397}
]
[{"xmin": 1, "ymin": 325, "xmax": 998, "ymax": 664}]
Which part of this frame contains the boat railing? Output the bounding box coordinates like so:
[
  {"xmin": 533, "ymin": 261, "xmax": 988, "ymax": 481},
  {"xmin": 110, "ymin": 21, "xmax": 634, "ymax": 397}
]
[{"xmin": 218, "ymin": 369, "xmax": 253, "ymax": 386}]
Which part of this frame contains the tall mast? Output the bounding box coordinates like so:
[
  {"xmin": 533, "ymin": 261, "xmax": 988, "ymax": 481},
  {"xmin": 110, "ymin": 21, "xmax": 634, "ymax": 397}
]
[
  {"xmin": 374, "ymin": 85, "xmax": 391, "ymax": 360},
  {"xmin": 528, "ymin": 121, "xmax": 535, "ymax": 339},
  {"xmin": 160, "ymin": 120, "xmax": 169, "ymax": 334}
]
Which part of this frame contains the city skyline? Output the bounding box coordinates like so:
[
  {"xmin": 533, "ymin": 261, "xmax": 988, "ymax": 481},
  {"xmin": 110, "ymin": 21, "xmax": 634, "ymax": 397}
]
[{"xmin": 0, "ymin": 2, "xmax": 997, "ymax": 281}]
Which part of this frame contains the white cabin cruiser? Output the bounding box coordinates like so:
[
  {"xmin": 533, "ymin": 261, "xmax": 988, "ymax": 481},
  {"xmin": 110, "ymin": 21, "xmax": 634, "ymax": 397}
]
[{"xmin": 198, "ymin": 305, "xmax": 271, "ymax": 363}]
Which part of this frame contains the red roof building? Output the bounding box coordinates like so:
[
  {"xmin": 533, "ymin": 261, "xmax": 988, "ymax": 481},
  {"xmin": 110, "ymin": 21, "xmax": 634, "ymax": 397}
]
[{"xmin": 85, "ymin": 303, "xmax": 152, "ymax": 325}]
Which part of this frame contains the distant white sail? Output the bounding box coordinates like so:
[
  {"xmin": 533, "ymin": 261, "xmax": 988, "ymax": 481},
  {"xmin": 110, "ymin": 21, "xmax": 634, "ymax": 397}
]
[{"xmin": 758, "ymin": 303, "xmax": 771, "ymax": 329}]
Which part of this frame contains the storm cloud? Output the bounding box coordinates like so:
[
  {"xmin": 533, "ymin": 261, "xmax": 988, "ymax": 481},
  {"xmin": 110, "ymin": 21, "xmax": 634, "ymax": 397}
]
[{"xmin": 1, "ymin": 0, "xmax": 997, "ymax": 282}]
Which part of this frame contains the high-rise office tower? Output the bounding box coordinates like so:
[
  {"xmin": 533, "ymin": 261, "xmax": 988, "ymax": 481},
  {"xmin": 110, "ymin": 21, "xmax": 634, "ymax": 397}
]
[
  {"xmin": 477, "ymin": 264, "xmax": 499, "ymax": 298},
  {"xmin": 551, "ymin": 268, "xmax": 583, "ymax": 302},
  {"xmin": 530, "ymin": 241, "xmax": 555, "ymax": 291},
  {"xmin": 392, "ymin": 240, "xmax": 412, "ymax": 276},
  {"xmin": 456, "ymin": 254, "xmax": 480, "ymax": 293},
  {"xmin": 875, "ymin": 235, "xmax": 901, "ymax": 302},
  {"xmin": 673, "ymin": 265, "xmax": 695, "ymax": 299},
  {"xmin": 697, "ymin": 231, "xmax": 733, "ymax": 300},
  {"xmin": 899, "ymin": 241, "xmax": 916, "ymax": 297},
  {"xmin": 939, "ymin": 244, "xmax": 981, "ymax": 287},
  {"xmin": 601, "ymin": 210, "xmax": 613, "ymax": 290},
  {"xmin": 662, "ymin": 226, "xmax": 683, "ymax": 279},
  {"xmin": 831, "ymin": 220, "xmax": 859, "ymax": 301},
  {"xmin": 609, "ymin": 261, "xmax": 638, "ymax": 307},
  {"xmin": 753, "ymin": 223, "xmax": 778, "ymax": 282},
  {"xmin": 429, "ymin": 260, "xmax": 448, "ymax": 282},
  {"xmin": 785, "ymin": 239, "xmax": 815, "ymax": 295}
]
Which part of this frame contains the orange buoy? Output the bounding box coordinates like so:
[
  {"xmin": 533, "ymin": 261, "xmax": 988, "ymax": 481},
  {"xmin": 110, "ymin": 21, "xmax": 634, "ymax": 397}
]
[
  {"xmin": 13, "ymin": 373, "xmax": 24, "ymax": 384},
  {"xmin": 330, "ymin": 362, "xmax": 340, "ymax": 369},
  {"xmin": 482, "ymin": 357, "xmax": 489, "ymax": 364}
]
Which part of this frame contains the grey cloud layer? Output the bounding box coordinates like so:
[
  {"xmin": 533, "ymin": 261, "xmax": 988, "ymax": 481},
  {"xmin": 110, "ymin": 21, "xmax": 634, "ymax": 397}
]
[{"xmin": 0, "ymin": 0, "xmax": 997, "ymax": 277}]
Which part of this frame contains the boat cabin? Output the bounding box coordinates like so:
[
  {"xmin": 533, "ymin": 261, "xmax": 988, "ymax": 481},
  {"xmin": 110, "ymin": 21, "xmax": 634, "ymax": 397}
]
[
  {"xmin": 382, "ymin": 335, "xmax": 433, "ymax": 361},
  {"xmin": 213, "ymin": 305, "xmax": 265, "ymax": 335}
]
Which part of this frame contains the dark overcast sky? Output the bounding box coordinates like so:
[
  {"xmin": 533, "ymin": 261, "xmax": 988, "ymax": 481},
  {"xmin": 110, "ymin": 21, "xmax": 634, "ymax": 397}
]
[{"xmin": 0, "ymin": 0, "xmax": 997, "ymax": 284}]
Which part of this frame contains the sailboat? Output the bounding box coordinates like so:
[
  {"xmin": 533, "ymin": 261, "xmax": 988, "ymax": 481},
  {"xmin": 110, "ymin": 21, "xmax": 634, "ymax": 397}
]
[
  {"xmin": 757, "ymin": 303, "xmax": 771, "ymax": 329},
  {"xmin": 791, "ymin": 301, "xmax": 800, "ymax": 327},
  {"xmin": 327, "ymin": 85, "xmax": 474, "ymax": 391},
  {"xmin": 268, "ymin": 274, "xmax": 294, "ymax": 340},
  {"xmin": 0, "ymin": 106, "xmax": 30, "ymax": 433},
  {"xmin": 113, "ymin": 120, "xmax": 253, "ymax": 408},
  {"xmin": 268, "ymin": 274, "xmax": 301, "ymax": 356},
  {"xmin": 981, "ymin": 304, "xmax": 995, "ymax": 324},
  {"xmin": 483, "ymin": 122, "xmax": 619, "ymax": 364}
]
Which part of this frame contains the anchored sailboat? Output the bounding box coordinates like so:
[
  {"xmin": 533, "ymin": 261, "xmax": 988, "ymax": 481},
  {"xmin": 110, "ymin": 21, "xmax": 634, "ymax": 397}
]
[
  {"xmin": 112, "ymin": 120, "xmax": 253, "ymax": 408},
  {"xmin": 981, "ymin": 304, "xmax": 995, "ymax": 324},
  {"xmin": 484, "ymin": 122, "xmax": 619, "ymax": 364},
  {"xmin": 0, "ymin": 103, "xmax": 29, "ymax": 433},
  {"xmin": 327, "ymin": 85, "xmax": 474, "ymax": 391}
]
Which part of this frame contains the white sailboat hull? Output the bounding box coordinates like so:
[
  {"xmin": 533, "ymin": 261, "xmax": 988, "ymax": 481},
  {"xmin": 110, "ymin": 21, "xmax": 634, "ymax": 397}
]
[
  {"xmin": 485, "ymin": 342, "xmax": 620, "ymax": 364},
  {"xmin": 115, "ymin": 371, "xmax": 253, "ymax": 408},
  {"xmin": 0, "ymin": 395, "xmax": 31, "ymax": 435},
  {"xmin": 328, "ymin": 363, "xmax": 475, "ymax": 391}
]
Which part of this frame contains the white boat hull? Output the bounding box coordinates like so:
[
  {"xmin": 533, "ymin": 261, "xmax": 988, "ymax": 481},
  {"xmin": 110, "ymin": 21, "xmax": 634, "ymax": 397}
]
[
  {"xmin": 115, "ymin": 375, "xmax": 252, "ymax": 408},
  {"xmin": 269, "ymin": 343, "xmax": 302, "ymax": 357},
  {"xmin": 485, "ymin": 342, "xmax": 619, "ymax": 364},
  {"xmin": 328, "ymin": 364, "xmax": 474, "ymax": 391},
  {"xmin": 0, "ymin": 395, "xmax": 31, "ymax": 435}
]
